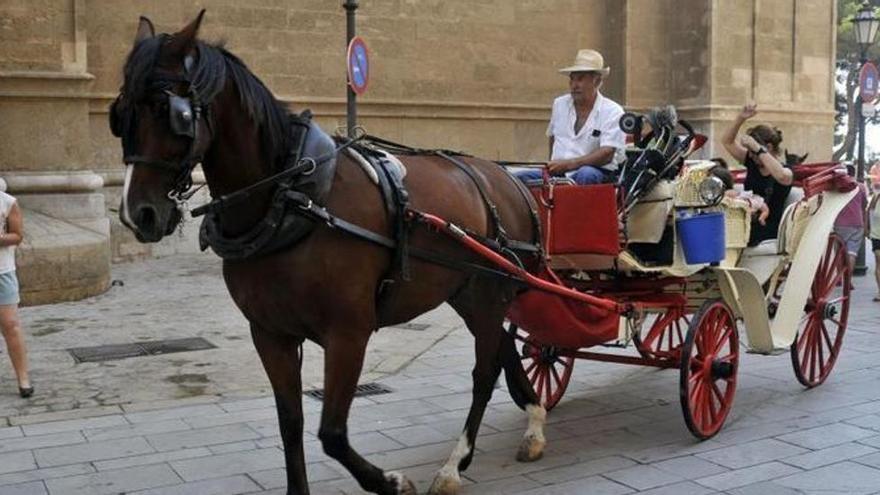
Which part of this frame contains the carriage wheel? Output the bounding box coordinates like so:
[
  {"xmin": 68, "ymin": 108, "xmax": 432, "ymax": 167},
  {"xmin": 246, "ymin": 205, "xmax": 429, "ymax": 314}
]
[
  {"xmin": 679, "ymin": 299, "xmax": 739, "ymax": 440},
  {"xmin": 790, "ymin": 234, "xmax": 851, "ymax": 388},
  {"xmin": 509, "ymin": 325, "xmax": 574, "ymax": 411},
  {"xmin": 633, "ymin": 308, "xmax": 689, "ymax": 361}
]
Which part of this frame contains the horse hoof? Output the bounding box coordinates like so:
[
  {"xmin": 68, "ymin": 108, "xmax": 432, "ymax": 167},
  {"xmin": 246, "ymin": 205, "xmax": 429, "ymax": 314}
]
[
  {"xmin": 387, "ymin": 471, "xmax": 417, "ymax": 495},
  {"xmin": 515, "ymin": 435, "xmax": 545, "ymax": 463},
  {"xmin": 427, "ymin": 470, "xmax": 461, "ymax": 495}
]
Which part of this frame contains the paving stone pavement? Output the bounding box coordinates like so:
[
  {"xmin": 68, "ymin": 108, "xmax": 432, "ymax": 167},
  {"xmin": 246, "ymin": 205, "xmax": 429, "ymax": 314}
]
[{"xmin": 0, "ymin": 252, "xmax": 878, "ymax": 494}]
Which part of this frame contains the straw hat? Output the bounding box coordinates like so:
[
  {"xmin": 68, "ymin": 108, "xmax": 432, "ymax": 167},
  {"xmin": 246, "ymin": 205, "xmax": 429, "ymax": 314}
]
[{"xmin": 559, "ymin": 49, "xmax": 610, "ymax": 76}]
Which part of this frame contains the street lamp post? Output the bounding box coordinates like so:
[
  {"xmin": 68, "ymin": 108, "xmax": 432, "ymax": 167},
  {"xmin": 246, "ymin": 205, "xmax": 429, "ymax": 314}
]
[{"xmin": 851, "ymin": 2, "xmax": 879, "ymax": 276}]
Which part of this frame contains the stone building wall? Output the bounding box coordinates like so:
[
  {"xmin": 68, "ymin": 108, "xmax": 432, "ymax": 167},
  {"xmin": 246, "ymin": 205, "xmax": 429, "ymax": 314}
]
[{"xmin": 1, "ymin": 0, "xmax": 838, "ymax": 304}]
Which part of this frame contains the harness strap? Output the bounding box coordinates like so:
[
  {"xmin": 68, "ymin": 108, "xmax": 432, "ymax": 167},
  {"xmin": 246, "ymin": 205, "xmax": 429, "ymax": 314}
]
[
  {"xmin": 191, "ymin": 134, "xmax": 362, "ymax": 218},
  {"xmin": 435, "ymin": 151, "xmax": 510, "ymax": 246},
  {"xmin": 286, "ymin": 190, "xmax": 527, "ymax": 284},
  {"xmin": 374, "ymin": 154, "xmax": 411, "ymax": 282}
]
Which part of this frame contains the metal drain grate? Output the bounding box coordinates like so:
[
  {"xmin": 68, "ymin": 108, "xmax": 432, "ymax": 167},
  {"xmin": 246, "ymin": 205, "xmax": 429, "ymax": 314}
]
[
  {"xmin": 68, "ymin": 337, "xmax": 216, "ymax": 363},
  {"xmin": 304, "ymin": 382, "xmax": 393, "ymax": 401},
  {"xmin": 392, "ymin": 322, "xmax": 431, "ymax": 331}
]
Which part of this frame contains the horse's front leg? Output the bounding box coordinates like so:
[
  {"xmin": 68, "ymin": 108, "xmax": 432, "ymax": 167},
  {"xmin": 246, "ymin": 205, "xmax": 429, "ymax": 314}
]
[
  {"xmin": 319, "ymin": 330, "xmax": 416, "ymax": 495},
  {"xmin": 250, "ymin": 325, "xmax": 309, "ymax": 494}
]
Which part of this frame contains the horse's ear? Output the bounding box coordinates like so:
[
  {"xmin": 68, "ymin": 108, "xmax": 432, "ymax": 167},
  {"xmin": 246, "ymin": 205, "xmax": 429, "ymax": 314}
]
[
  {"xmin": 134, "ymin": 16, "xmax": 155, "ymax": 46},
  {"xmin": 166, "ymin": 9, "xmax": 205, "ymax": 59}
]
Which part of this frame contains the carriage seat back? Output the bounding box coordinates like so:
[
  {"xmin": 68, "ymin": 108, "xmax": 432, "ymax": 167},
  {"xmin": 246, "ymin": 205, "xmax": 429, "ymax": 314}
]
[
  {"xmin": 626, "ymin": 180, "xmax": 673, "ymax": 243},
  {"xmin": 777, "ymin": 191, "xmax": 814, "ymax": 256},
  {"xmin": 529, "ymin": 183, "xmax": 621, "ymax": 257}
]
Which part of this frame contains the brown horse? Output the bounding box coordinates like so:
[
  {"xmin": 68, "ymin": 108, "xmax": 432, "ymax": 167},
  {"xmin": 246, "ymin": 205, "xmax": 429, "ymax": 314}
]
[{"xmin": 112, "ymin": 11, "xmax": 548, "ymax": 495}]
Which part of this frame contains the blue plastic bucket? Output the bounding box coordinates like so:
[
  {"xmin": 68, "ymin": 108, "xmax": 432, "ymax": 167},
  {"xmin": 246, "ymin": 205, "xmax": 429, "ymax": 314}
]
[{"xmin": 676, "ymin": 212, "xmax": 725, "ymax": 264}]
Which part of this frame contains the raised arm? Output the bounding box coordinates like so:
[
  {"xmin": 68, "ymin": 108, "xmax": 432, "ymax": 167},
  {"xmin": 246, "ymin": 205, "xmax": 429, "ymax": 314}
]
[
  {"xmin": 0, "ymin": 202, "xmax": 23, "ymax": 247},
  {"xmin": 721, "ymin": 103, "xmax": 757, "ymax": 163}
]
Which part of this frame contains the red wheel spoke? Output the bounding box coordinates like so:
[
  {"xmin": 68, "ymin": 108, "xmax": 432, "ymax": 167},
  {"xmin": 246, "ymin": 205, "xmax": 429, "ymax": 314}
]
[
  {"xmin": 535, "ymin": 367, "xmax": 546, "ymax": 399},
  {"xmin": 529, "ymin": 362, "xmax": 541, "ymax": 386},
  {"xmin": 706, "ymin": 386, "xmax": 718, "ymax": 425},
  {"xmin": 820, "ymin": 320, "xmax": 834, "ymax": 351},
  {"xmin": 714, "ymin": 326, "xmax": 732, "ymax": 355},
  {"xmin": 712, "ymin": 381, "xmax": 726, "ymax": 403},
  {"xmin": 550, "ymin": 362, "xmax": 562, "ymax": 388},
  {"xmin": 523, "ymin": 360, "xmax": 538, "ymax": 377}
]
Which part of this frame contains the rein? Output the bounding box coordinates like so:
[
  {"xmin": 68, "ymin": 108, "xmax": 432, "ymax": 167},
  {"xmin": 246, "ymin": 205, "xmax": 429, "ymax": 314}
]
[{"xmin": 190, "ymin": 129, "xmax": 365, "ymax": 218}]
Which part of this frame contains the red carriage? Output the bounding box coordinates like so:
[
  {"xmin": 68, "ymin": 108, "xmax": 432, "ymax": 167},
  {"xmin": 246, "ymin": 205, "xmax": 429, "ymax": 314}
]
[{"xmin": 423, "ymin": 115, "xmax": 859, "ymax": 439}]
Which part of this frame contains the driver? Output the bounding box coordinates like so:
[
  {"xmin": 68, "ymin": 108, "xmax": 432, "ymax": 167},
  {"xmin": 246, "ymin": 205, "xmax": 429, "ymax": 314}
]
[{"xmin": 516, "ymin": 49, "xmax": 626, "ymax": 185}]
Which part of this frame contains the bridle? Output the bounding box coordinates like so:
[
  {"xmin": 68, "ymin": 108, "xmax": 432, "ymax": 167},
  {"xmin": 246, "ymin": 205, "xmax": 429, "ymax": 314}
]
[{"xmin": 110, "ymin": 57, "xmax": 210, "ymax": 206}]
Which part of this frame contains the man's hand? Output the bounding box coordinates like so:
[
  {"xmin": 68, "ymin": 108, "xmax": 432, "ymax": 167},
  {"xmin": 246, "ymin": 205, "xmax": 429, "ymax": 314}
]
[
  {"xmin": 739, "ymin": 102, "xmax": 758, "ymax": 121},
  {"xmin": 547, "ymin": 159, "xmax": 574, "ymax": 176}
]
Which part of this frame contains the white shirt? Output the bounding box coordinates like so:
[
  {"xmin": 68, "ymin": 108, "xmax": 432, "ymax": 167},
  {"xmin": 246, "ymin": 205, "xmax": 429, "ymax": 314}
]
[
  {"xmin": 546, "ymin": 92, "xmax": 626, "ymax": 170},
  {"xmin": 0, "ymin": 191, "xmax": 17, "ymax": 274}
]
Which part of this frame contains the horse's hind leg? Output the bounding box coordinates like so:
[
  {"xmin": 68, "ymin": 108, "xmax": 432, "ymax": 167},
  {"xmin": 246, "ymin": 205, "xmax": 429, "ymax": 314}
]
[
  {"xmin": 500, "ymin": 331, "xmax": 547, "ymax": 462},
  {"xmin": 428, "ymin": 292, "xmax": 508, "ymax": 495},
  {"xmin": 250, "ymin": 325, "xmax": 309, "ymax": 494},
  {"xmin": 319, "ymin": 329, "xmax": 416, "ymax": 495}
]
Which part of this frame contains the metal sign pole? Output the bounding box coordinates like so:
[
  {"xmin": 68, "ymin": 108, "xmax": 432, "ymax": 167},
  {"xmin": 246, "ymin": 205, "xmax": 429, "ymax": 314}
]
[{"xmin": 344, "ymin": 0, "xmax": 358, "ymax": 138}]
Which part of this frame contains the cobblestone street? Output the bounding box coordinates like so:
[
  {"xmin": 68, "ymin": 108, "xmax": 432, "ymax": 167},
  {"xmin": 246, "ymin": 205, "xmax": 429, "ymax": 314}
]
[{"xmin": 0, "ymin": 254, "xmax": 878, "ymax": 494}]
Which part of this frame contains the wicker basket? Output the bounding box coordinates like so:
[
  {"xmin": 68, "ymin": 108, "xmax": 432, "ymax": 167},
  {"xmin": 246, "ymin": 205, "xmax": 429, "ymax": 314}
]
[
  {"xmin": 674, "ymin": 161, "xmax": 717, "ymax": 207},
  {"xmin": 721, "ymin": 198, "xmax": 751, "ymax": 249}
]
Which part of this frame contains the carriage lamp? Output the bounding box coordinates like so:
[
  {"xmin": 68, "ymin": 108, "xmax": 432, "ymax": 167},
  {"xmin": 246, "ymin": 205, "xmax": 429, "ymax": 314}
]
[
  {"xmin": 698, "ymin": 176, "xmax": 725, "ymax": 206},
  {"xmin": 851, "ymin": 2, "xmax": 879, "ymax": 276}
]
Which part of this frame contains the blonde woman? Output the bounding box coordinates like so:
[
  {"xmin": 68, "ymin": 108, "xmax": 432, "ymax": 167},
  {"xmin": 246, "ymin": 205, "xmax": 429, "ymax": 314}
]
[{"xmin": 0, "ymin": 190, "xmax": 32, "ymax": 398}]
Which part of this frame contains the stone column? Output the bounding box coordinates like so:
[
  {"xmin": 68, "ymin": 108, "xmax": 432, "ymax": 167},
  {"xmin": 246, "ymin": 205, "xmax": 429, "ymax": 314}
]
[
  {"xmin": 618, "ymin": 0, "xmax": 836, "ymax": 161},
  {"xmin": 0, "ymin": 0, "xmax": 110, "ymax": 305}
]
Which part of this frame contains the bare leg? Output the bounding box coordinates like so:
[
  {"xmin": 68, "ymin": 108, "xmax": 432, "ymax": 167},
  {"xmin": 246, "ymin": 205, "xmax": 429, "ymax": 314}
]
[
  {"xmin": 319, "ymin": 330, "xmax": 415, "ymax": 495},
  {"xmin": 250, "ymin": 326, "xmax": 309, "ymax": 494},
  {"xmin": 0, "ymin": 305, "xmax": 30, "ymax": 390},
  {"xmin": 874, "ymin": 248, "xmax": 880, "ymax": 300}
]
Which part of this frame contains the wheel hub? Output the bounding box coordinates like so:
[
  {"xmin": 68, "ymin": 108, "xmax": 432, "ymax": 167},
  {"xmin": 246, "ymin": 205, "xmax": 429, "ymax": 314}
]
[
  {"xmin": 823, "ymin": 302, "xmax": 838, "ymax": 319},
  {"xmin": 539, "ymin": 346, "xmax": 558, "ymax": 364},
  {"xmin": 710, "ymin": 359, "xmax": 734, "ymax": 380}
]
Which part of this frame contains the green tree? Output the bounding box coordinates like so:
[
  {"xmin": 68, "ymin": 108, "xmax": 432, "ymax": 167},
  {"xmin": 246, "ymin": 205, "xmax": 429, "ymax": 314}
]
[{"xmin": 834, "ymin": 0, "xmax": 880, "ymax": 161}]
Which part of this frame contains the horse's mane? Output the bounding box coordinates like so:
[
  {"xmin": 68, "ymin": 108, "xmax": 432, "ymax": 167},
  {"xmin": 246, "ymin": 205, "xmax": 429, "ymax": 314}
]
[{"xmin": 121, "ymin": 35, "xmax": 292, "ymax": 169}]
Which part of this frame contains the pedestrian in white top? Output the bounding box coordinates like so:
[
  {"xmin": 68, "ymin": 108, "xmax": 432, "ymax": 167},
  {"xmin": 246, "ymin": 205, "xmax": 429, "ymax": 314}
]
[
  {"xmin": 0, "ymin": 190, "xmax": 33, "ymax": 398},
  {"xmin": 517, "ymin": 49, "xmax": 626, "ymax": 185}
]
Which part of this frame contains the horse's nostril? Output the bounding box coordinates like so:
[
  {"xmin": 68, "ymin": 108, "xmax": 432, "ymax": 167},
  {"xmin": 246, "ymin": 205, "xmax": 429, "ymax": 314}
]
[{"xmin": 135, "ymin": 206, "xmax": 157, "ymax": 232}]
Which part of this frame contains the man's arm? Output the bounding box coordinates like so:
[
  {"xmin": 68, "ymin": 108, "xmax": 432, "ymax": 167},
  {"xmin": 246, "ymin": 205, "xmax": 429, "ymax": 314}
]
[
  {"xmin": 548, "ymin": 136, "xmax": 554, "ymax": 160},
  {"xmin": 0, "ymin": 203, "xmax": 23, "ymax": 247}
]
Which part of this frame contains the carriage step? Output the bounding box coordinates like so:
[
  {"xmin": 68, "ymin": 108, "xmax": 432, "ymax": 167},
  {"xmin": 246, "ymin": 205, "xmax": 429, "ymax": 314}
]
[
  {"xmin": 304, "ymin": 382, "xmax": 394, "ymax": 401},
  {"xmin": 67, "ymin": 337, "xmax": 217, "ymax": 363}
]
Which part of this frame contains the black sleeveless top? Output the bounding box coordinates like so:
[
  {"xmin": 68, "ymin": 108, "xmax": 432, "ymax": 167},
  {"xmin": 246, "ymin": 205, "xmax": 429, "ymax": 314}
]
[{"xmin": 743, "ymin": 155, "xmax": 792, "ymax": 246}]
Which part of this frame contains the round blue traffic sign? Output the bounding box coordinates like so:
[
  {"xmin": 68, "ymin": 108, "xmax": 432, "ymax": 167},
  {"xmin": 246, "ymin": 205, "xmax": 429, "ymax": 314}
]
[
  {"xmin": 860, "ymin": 61, "xmax": 878, "ymax": 103},
  {"xmin": 347, "ymin": 36, "xmax": 369, "ymax": 95}
]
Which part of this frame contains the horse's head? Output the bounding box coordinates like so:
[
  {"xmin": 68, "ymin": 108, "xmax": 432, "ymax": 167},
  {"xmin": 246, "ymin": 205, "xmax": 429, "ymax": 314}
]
[{"xmin": 112, "ymin": 11, "xmax": 216, "ymax": 242}]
